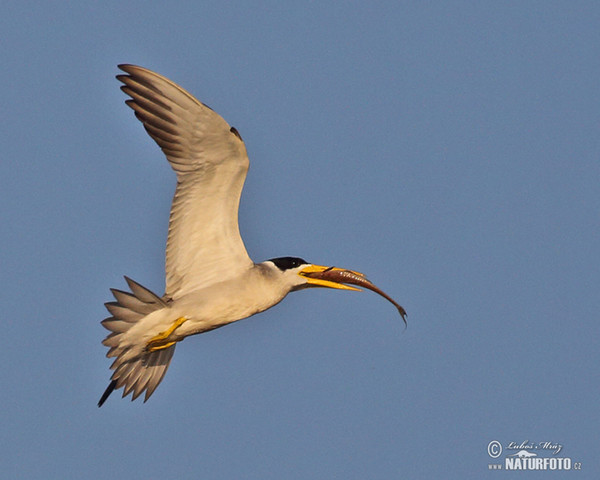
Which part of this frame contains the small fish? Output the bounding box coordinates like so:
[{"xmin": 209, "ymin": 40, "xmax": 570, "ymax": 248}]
[{"xmin": 306, "ymin": 268, "xmax": 407, "ymax": 325}]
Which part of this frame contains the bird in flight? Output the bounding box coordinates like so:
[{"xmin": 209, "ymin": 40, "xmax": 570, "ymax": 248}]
[{"xmin": 98, "ymin": 65, "xmax": 407, "ymax": 407}]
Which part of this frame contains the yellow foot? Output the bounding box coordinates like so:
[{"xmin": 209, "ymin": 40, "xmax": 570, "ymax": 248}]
[{"xmin": 146, "ymin": 317, "xmax": 187, "ymax": 352}]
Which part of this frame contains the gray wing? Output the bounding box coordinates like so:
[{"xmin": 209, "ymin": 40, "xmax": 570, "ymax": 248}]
[{"xmin": 117, "ymin": 65, "xmax": 253, "ymax": 298}]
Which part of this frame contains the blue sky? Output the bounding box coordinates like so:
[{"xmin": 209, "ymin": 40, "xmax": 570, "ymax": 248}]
[{"xmin": 1, "ymin": 1, "xmax": 598, "ymax": 478}]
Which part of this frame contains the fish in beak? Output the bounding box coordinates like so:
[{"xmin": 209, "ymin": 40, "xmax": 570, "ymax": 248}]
[{"xmin": 299, "ymin": 265, "xmax": 407, "ymax": 324}]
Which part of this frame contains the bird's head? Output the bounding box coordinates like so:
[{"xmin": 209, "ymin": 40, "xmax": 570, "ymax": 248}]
[{"xmin": 265, "ymin": 256, "xmax": 407, "ymax": 323}]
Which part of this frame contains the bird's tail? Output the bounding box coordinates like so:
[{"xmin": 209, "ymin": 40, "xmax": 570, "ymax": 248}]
[{"xmin": 98, "ymin": 277, "xmax": 175, "ymax": 407}]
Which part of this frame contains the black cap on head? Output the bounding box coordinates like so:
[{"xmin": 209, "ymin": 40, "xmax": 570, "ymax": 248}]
[{"xmin": 269, "ymin": 257, "xmax": 308, "ymax": 271}]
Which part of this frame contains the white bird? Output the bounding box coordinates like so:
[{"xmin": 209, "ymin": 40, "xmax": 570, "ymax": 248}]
[{"xmin": 98, "ymin": 65, "xmax": 406, "ymax": 406}]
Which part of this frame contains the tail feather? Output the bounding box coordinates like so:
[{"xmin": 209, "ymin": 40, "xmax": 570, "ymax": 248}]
[
  {"xmin": 109, "ymin": 288, "xmax": 159, "ymax": 315},
  {"xmin": 104, "ymin": 302, "xmax": 142, "ymax": 323},
  {"xmin": 98, "ymin": 380, "xmax": 117, "ymax": 407},
  {"xmin": 125, "ymin": 276, "xmax": 165, "ymax": 304},
  {"xmin": 98, "ymin": 277, "xmax": 176, "ymax": 407}
]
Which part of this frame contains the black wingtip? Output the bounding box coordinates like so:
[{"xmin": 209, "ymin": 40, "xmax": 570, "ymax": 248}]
[{"xmin": 98, "ymin": 380, "xmax": 117, "ymax": 407}]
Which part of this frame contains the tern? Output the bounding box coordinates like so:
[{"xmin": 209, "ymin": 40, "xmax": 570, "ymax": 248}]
[{"xmin": 98, "ymin": 65, "xmax": 406, "ymax": 406}]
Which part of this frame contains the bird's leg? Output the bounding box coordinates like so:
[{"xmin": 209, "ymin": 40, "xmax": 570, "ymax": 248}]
[{"xmin": 146, "ymin": 317, "xmax": 187, "ymax": 352}]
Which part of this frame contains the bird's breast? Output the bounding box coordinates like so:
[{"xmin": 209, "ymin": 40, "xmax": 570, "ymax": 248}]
[{"xmin": 170, "ymin": 274, "xmax": 289, "ymax": 338}]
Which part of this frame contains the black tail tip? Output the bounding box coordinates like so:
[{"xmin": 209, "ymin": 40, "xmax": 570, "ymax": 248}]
[{"xmin": 98, "ymin": 380, "xmax": 117, "ymax": 407}]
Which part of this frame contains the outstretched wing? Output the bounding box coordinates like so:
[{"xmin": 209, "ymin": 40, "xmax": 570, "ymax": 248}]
[{"xmin": 117, "ymin": 65, "xmax": 253, "ymax": 298}]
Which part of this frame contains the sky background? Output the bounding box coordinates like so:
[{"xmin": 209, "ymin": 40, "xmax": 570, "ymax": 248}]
[{"xmin": 1, "ymin": 1, "xmax": 598, "ymax": 478}]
